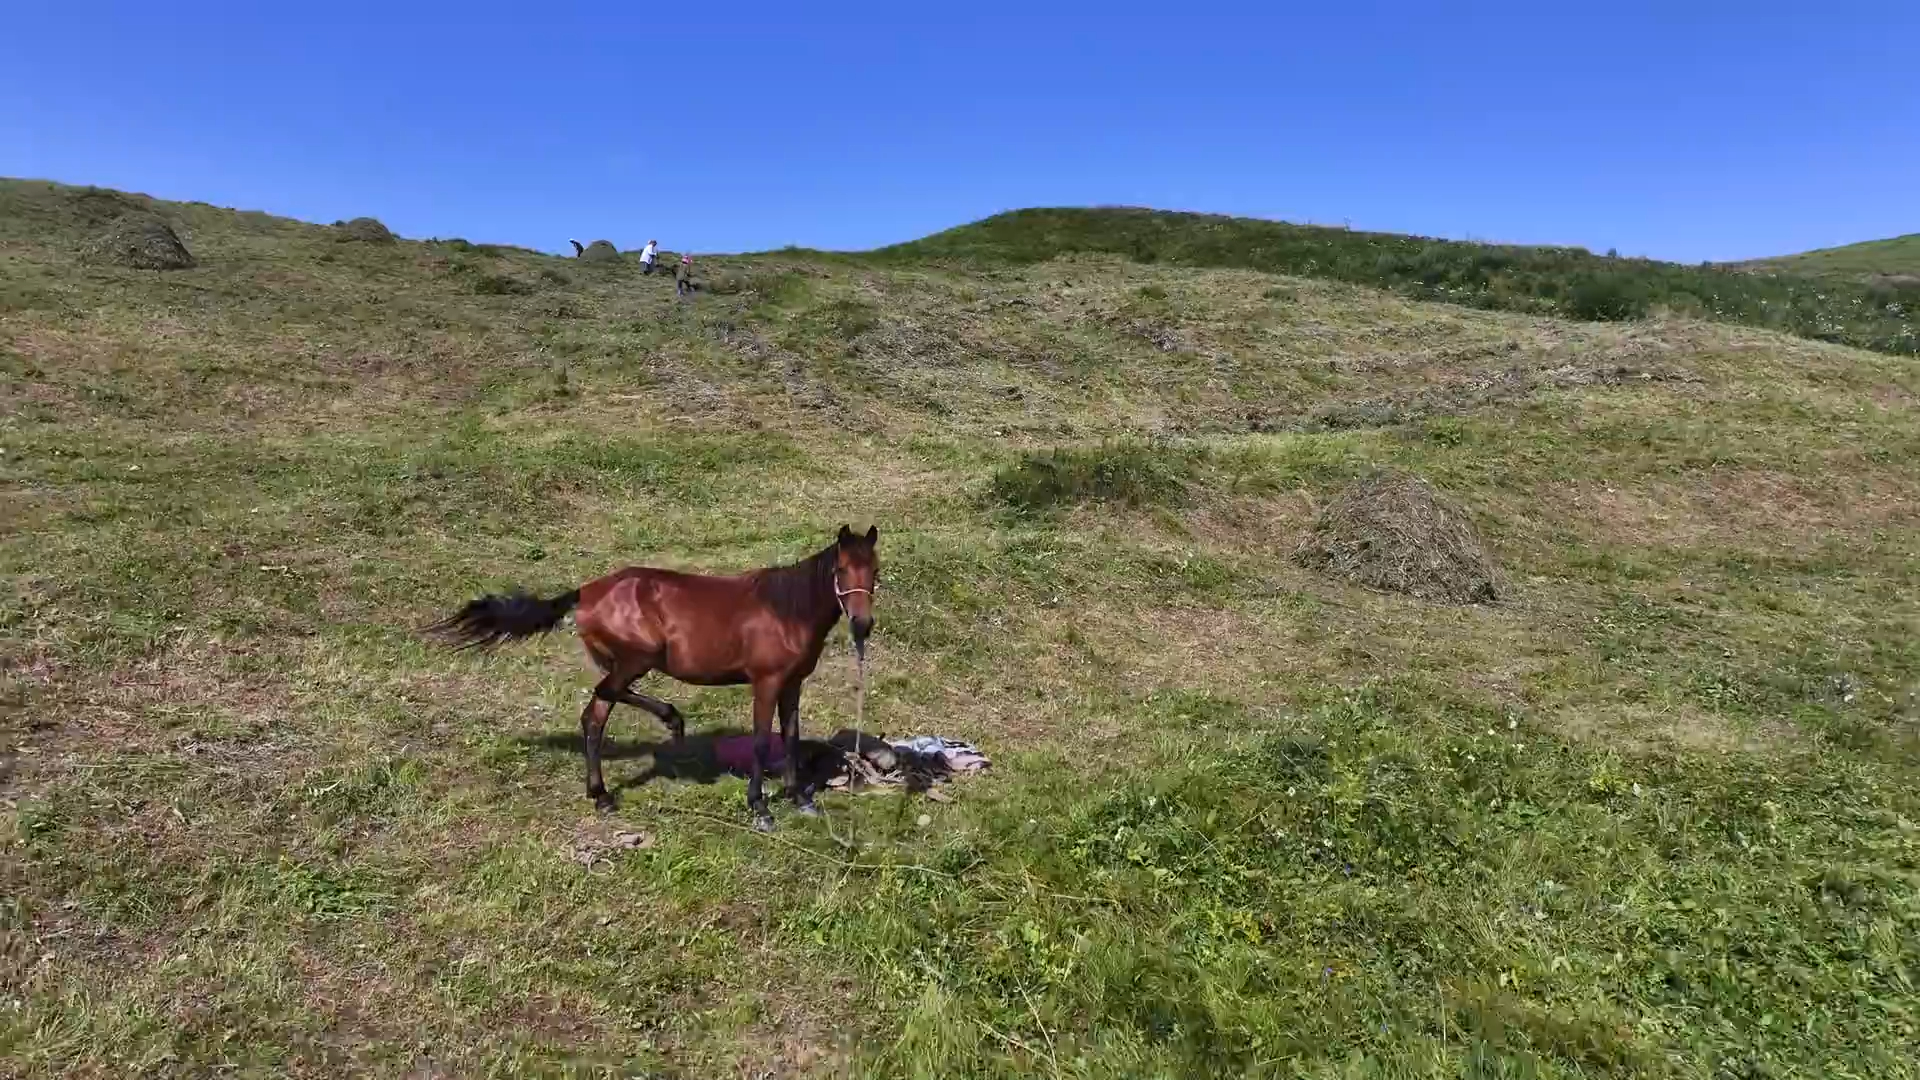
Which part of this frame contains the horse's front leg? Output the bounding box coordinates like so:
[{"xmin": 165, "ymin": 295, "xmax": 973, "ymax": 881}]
[
  {"xmin": 779, "ymin": 682, "xmax": 819, "ymax": 816},
  {"xmin": 747, "ymin": 678, "xmax": 779, "ymax": 832}
]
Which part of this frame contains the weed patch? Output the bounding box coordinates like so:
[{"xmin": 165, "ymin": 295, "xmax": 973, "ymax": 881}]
[{"xmin": 988, "ymin": 440, "xmax": 1205, "ymax": 512}]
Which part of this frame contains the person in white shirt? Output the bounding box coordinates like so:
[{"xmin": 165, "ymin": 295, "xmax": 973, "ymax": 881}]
[{"xmin": 640, "ymin": 239, "xmax": 659, "ymax": 275}]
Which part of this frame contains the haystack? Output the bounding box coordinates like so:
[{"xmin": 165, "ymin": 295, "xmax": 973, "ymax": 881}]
[
  {"xmin": 1293, "ymin": 471, "xmax": 1500, "ymax": 603},
  {"xmin": 333, "ymin": 216, "xmax": 397, "ymax": 243},
  {"xmin": 83, "ymin": 217, "xmax": 195, "ymax": 270},
  {"xmin": 579, "ymin": 239, "xmax": 621, "ymax": 263}
]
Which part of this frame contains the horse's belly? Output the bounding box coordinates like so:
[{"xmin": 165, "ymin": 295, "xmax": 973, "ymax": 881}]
[
  {"xmin": 672, "ymin": 668, "xmax": 752, "ymax": 684},
  {"xmin": 662, "ymin": 662, "xmax": 749, "ymax": 688}
]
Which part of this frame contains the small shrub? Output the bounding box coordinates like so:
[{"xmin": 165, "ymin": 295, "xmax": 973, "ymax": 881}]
[
  {"xmin": 989, "ymin": 440, "xmax": 1204, "ymax": 512},
  {"xmin": 1421, "ymin": 417, "xmax": 1468, "ymax": 447},
  {"xmin": 1564, "ymin": 272, "xmax": 1649, "ymax": 321},
  {"xmin": 739, "ymin": 270, "xmax": 810, "ymax": 303},
  {"xmin": 819, "ymin": 298, "xmax": 877, "ymax": 338}
]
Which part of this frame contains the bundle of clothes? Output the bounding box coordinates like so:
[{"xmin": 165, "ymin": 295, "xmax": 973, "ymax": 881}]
[{"xmin": 711, "ymin": 729, "xmax": 990, "ymax": 798}]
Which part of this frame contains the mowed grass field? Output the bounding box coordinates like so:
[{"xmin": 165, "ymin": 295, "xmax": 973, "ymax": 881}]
[{"xmin": 3, "ymin": 179, "xmax": 1919, "ymax": 1078}]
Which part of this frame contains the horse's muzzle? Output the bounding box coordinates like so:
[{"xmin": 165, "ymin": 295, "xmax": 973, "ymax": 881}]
[{"xmin": 850, "ymin": 616, "xmax": 874, "ymax": 653}]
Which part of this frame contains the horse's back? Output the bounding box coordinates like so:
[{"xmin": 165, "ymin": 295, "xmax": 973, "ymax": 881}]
[
  {"xmin": 582, "ymin": 565, "xmax": 755, "ymax": 606},
  {"xmin": 575, "ymin": 565, "xmax": 770, "ymax": 683}
]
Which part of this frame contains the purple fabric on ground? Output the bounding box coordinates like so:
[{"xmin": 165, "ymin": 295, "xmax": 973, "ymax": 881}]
[{"xmin": 712, "ymin": 735, "xmax": 785, "ymax": 773}]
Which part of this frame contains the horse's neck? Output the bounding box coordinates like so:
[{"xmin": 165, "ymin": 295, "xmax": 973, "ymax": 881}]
[
  {"xmin": 800, "ymin": 553, "xmax": 842, "ymax": 639},
  {"xmin": 760, "ymin": 548, "xmax": 842, "ymax": 640}
]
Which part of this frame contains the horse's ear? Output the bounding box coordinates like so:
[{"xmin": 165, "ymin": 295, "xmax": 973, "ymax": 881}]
[
  {"xmin": 837, "ymin": 524, "xmax": 853, "ymax": 545},
  {"xmin": 865, "ymin": 525, "xmax": 879, "ymax": 544}
]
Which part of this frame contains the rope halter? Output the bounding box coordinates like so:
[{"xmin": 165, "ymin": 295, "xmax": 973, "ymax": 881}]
[{"xmin": 832, "ymin": 570, "xmax": 875, "ymax": 617}]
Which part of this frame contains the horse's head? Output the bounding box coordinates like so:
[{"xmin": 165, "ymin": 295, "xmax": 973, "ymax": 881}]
[{"xmin": 834, "ymin": 524, "xmax": 880, "ymax": 654}]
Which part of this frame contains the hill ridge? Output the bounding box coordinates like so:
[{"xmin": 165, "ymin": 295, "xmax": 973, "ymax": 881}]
[
  {"xmin": 1734, "ymin": 231, "xmax": 1920, "ymax": 281},
  {"xmin": 879, "ymin": 206, "xmax": 1919, "ymax": 356}
]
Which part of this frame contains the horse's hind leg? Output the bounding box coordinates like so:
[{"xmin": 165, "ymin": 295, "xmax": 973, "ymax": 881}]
[
  {"xmin": 609, "ymin": 685, "xmax": 686, "ymax": 747},
  {"xmin": 580, "ymin": 676, "xmax": 619, "ymax": 812}
]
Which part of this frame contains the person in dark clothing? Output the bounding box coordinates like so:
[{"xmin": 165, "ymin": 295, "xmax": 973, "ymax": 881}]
[{"xmin": 675, "ymin": 254, "xmax": 694, "ymax": 297}]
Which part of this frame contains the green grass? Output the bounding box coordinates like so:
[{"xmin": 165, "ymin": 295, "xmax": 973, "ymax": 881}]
[
  {"xmin": 1736, "ymin": 233, "xmax": 1920, "ymax": 282},
  {"xmin": 5, "ymin": 177, "xmax": 1920, "ymax": 1077},
  {"xmin": 877, "ymin": 207, "xmax": 1920, "ymax": 356}
]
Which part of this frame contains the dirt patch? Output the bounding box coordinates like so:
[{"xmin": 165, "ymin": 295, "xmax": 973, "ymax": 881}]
[
  {"xmin": 559, "ymin": 820, "xmax": 655, "ymax": 869},
  {"xmin": 1294, "ymin": 471, "xmax": 1501, "ymax": 603},
  {"xmin": 1555, "ymin": 702, "xmax": 1785, "ymax": 755},
  {"xmin": 84, "ymin": 217, "xmax": 195, "ymax": 270},
  {"xmin": 333, "ymin": 217, "xmax": 397, "ymax": 244}
]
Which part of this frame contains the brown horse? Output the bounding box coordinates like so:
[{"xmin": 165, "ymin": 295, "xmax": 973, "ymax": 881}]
[{"xmin": 428, "ymin": 525, "xmax": 879, "ymax": 831}]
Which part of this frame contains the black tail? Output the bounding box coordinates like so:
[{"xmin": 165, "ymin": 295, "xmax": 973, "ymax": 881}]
[{"xmin": 424, "ymin": 588, "xmax": 581, "ymax": 651}]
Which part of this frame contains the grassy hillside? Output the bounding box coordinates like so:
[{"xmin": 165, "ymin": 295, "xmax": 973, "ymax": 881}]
[
  {"xmin": 879, "ymin": 207, "xmax": 1920, "ymax": 357},
  {"xmin": 4, "ymin": 178, "xmax": 1920, "ymax": 1078},
  {"xmin": 1738, "ymin": 233, "xmax": 1920, "ymax": 282}
]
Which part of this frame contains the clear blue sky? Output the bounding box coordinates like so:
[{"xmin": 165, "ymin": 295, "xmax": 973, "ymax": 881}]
[{"xmin": 5, "ymin": 2, "xmax": 1915, "ymax": 261}]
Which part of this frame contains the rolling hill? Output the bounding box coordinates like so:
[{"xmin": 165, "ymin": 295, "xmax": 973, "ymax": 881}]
[
  {"xmin": 4, "ymin": 178, "xmax": 1919, "ymax": 1078},
  {"xmin": 1736, "ymin": 232, "xmax": 1920, "ymax": 282},
  {"xmin": 879, "ymin": 206, "xmax": 1920, "ymax": 356}
]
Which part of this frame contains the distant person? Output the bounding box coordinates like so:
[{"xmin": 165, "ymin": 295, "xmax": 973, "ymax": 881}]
[
  {"xmin": 568, "ymin": 239, "xmax": 584, "ymax": 257},
  {"xmin": 676, "ymin": 253, "xmax": 694, "ymax": 297},
  {"xmin": 640, "ymin": 239, "xmax": 658, "ymax": 275}
]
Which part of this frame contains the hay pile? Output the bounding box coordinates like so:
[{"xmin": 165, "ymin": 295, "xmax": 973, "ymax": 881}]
[
  {"xmin": 83, "ymin": 217, "xmax": 195, "ymax": 270},
  {"xmin": 1293, "ymin": 471, "xmax": 1500, "ymax": 603},
  {"xmin": 579, "ymin": 239, "xmax": 621, "ymax": 263},
  {"xmin": 333, "ymin": 216, "xmax": 396, "ymax": 243}
]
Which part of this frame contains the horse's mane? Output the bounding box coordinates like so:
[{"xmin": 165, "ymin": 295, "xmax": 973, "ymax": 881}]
[{"xmin": 752, "ymin": 543, "xmax": 838, "ymax": 625}]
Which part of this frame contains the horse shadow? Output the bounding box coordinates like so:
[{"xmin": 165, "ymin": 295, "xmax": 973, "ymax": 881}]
[{"xmin": 516, "ymin": 729, "xmax": 847, "ymax": 795}]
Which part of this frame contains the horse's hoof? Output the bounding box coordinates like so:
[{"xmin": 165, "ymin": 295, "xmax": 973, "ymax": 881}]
[
  {"xmin": 794, "ymin": 801, "xmax": 823, "ymax": 818},
  {"xmin": 593, "ymin": 792, "xmax": 617, "ymax": 813},
  {"xmin": 751, "ymin": 812, "xmax": 776, "ymax": 833}
]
